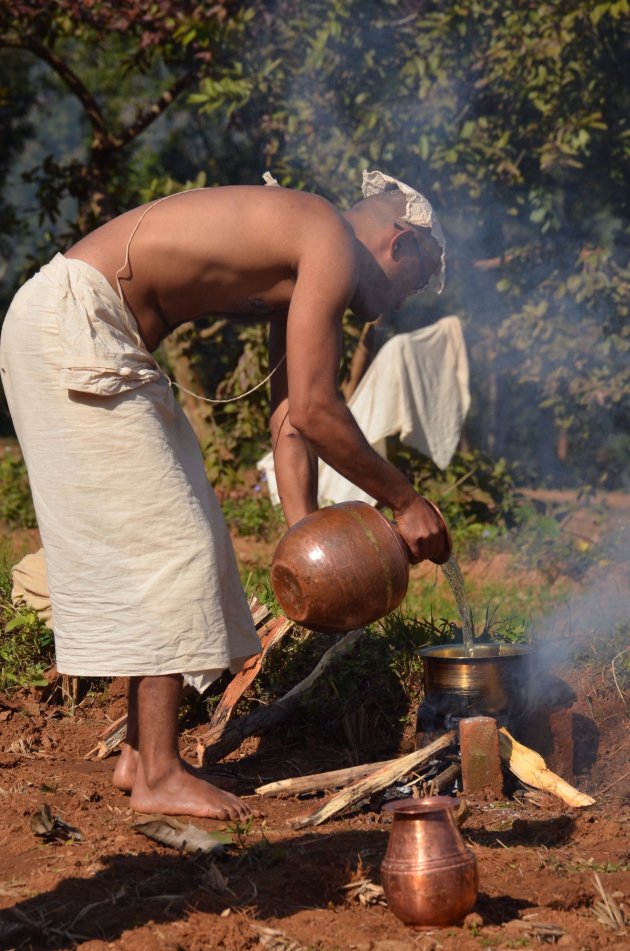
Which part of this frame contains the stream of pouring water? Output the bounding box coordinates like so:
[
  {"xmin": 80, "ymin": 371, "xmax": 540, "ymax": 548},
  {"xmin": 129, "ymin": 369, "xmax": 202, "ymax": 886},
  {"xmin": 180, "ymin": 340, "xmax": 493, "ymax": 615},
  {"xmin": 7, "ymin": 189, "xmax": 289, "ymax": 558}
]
[{"xmin": 440, "ymin": 555, "xmax": 475, "ymax": 655}]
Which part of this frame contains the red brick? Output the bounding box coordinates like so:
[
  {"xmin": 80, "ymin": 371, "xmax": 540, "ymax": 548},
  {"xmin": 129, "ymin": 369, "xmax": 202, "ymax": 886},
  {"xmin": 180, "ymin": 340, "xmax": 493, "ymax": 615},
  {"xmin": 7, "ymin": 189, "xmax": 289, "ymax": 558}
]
[
  {"xmin": 460, "ymin": 716, "xmax": 503, "ymax": 798},
  {"xmin": 547, "ymin": 708, "xmax": 574, "ymax": 782}
]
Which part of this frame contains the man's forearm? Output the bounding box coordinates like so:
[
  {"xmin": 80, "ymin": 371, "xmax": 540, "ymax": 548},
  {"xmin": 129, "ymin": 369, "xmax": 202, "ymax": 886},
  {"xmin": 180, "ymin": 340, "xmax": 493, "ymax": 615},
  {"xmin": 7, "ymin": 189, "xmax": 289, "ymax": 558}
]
[
  {"xmin": 271, "ymin": 403, "xmax": 318, "ymax": 526},
  {"xmin": 292, "ymin": 398, "xmax": 417, "ymax": 516}
]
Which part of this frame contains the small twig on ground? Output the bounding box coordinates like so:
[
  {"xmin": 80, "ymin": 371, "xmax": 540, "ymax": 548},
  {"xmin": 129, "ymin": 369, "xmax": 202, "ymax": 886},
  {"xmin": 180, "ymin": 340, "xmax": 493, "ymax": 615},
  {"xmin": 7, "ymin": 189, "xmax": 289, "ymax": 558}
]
[
  {"xmin": 597, "ymin": 770, "xmax": 630, "ymax": 797},
  {"xmin": 254, "ymin": 925, "xmax": 305, "ymax": 950},
  {"xmin": 610, "ymin": 648, "xmax": 629, "ymax": 706},
  {"xmin": 340, "ymin": 878, "xmax": 387, "ymax": 906}
]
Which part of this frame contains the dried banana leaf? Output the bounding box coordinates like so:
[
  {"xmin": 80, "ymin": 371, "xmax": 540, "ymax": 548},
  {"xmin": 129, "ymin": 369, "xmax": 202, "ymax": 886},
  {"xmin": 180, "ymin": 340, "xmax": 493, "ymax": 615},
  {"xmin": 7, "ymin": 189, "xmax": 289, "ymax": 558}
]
[{"xmin": 498, "ymin": 727, "xmax": 595, "ymax": 808}]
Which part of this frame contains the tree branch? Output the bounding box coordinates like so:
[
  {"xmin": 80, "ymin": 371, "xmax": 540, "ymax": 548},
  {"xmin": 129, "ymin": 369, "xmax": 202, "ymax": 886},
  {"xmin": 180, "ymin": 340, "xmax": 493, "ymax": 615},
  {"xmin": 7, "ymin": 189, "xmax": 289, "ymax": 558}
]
[
  {"xmin": 116, "ymin": 68, "xmax": 203, "ymax": 148},
  {"xmin": 0, "ymin": 33, "xmax": 203, "ymax": 153},
  {"xmin": 0, "ymin": 34, "xmax": 108, "ymax": 137}
]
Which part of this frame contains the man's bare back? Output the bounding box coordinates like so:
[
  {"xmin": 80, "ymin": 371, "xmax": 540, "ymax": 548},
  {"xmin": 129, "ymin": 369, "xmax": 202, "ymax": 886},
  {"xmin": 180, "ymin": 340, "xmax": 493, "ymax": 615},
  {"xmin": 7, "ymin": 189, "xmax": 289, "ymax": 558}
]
[
  {"xmin": 66, "ymin": 186, "xmax": 357, "ymax": 353},
  {"xmin": 67, "ymin": 180, "xmax": 448, "ymax": 559}
]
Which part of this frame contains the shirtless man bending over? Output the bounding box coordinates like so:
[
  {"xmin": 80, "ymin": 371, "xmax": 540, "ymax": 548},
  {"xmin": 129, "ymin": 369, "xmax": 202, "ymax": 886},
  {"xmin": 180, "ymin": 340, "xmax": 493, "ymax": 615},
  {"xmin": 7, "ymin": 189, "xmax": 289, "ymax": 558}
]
[{"xmin": 0, "ymin": 170, "xmax": 449, "ymax": 820}]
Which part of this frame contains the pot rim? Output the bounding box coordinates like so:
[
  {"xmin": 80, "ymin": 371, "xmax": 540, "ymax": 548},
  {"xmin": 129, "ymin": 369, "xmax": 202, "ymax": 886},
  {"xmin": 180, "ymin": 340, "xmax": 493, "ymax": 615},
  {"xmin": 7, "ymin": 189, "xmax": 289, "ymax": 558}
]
[
  {"xmin": 417, "ymin": 643, "xmax": 532, "ymax": 661},
  {"xmin": 383, "ymin": 796, "xmax": 458, "ymax": 815}
]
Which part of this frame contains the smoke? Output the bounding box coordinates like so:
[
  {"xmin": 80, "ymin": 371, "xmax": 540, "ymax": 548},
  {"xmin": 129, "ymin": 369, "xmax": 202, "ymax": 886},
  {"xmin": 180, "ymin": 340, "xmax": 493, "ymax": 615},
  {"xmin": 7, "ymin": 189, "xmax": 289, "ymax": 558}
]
[
  {"xmin": 246, "ymin": 3, "xmax": 629, "ymax": 490},
  {"xmin": 511, "ymin": 506, "xmax": 629, "ymax": 718}
]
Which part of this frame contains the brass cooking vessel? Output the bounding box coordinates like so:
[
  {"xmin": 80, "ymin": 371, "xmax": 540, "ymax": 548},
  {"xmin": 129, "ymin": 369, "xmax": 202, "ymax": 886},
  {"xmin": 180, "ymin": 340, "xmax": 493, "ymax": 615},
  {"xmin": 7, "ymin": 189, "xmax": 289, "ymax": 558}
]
[{"xmin": 419, "ymin": 643, "xmax": 532, "ymax": 715}]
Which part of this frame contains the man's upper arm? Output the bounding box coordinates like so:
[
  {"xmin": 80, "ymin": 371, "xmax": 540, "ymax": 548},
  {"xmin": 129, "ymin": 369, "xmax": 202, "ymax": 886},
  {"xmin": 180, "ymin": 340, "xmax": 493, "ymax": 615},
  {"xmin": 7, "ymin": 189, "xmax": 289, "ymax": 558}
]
[{"xmin": 285, "ymin": 220, "xmax": 358, "ymax": 421}]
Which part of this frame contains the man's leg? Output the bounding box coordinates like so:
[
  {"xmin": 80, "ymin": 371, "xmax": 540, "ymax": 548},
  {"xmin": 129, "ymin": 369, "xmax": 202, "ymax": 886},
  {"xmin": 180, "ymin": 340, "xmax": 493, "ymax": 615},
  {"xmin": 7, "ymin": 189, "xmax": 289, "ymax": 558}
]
[
  {"xmin": 113, "ymin": 677, "xmax": 238, "ymax": 794},
  {"xmin": 112, "ymin": 679, "xmax": 139, "ymax": 792},
  {"xmin": 128, "ymin": 674, "xmax": 251, "ymax": 819}
]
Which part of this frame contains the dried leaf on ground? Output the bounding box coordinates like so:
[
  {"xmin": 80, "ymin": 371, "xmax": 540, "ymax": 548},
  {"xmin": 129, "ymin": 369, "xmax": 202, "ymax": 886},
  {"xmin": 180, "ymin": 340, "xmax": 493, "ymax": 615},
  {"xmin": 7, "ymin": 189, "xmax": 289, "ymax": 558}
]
[
  {"xmin": 255, "ymin": 924, "xmax": 306, "ymax": 950},
  {"xmin": 132, "ymin": 814, "xmax": 231, "ymax": 855},
  {"xmin": 31, "ymin": 803, "xmax": 83, "ymax": 842},
  {"xmin": 340, "ymin": 878, "xmax": 387, "ymax": 906}
]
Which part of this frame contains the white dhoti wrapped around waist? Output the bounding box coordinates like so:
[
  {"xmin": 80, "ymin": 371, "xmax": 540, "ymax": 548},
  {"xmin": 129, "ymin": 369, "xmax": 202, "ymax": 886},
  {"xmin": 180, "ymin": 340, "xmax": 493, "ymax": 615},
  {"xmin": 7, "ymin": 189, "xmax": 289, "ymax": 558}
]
[{"xmin": 0, "ymin": 254, "xmax": 260, "ymax": 691}]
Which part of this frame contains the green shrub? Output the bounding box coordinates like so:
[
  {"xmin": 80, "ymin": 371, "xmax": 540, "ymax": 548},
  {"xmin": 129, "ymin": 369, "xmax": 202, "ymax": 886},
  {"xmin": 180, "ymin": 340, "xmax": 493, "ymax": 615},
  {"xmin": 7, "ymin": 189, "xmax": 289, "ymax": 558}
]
[
  {"xmin": 0, "ymin": 451, "xmax": 37, "ymax": 529},
  {"xmin": 0, "ymin": 546, "xmax": 54, "ymax": 691},
  {"xmin": 247, "ymin": 610, "xmax": 455, "ymax": 755},
  {"xmin": 221, "ymin": 490, "xmax": 285, "ymax": 541},
  {"xmin": 386, "ymin": 445, "xmax": 524, "ymax": 551}
]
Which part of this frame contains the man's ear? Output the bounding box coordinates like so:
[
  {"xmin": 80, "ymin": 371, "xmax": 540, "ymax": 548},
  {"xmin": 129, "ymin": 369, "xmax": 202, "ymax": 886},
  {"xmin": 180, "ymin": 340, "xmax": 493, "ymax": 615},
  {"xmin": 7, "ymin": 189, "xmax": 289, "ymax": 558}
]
[{"xmin": 390, "ymin": 226, "xmax": 416, "ymax": 261}]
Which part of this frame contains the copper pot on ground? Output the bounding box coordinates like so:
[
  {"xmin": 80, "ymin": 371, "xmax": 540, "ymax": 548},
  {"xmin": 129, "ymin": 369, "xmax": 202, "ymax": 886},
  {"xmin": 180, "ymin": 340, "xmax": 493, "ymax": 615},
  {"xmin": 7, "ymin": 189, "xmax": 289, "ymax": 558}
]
[
  {"xmin": 271, "ymin": 500, "xmax": 450, "ymax": 634},
  {"xmin": 381, "ymin": 796, "xmax": 478, "ymax": 929},
  {"xmin": 419, "ymin": 643, "xmax": 532, "ymax": 717}
]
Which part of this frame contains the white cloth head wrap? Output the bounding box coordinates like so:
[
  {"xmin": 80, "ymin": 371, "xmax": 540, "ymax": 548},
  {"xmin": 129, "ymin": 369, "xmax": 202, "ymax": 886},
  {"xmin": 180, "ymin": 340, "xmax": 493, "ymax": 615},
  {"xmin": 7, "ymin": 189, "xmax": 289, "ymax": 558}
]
[{"xmin": 361, "ymin": 170, "xmax": 446, "ymax": 294}]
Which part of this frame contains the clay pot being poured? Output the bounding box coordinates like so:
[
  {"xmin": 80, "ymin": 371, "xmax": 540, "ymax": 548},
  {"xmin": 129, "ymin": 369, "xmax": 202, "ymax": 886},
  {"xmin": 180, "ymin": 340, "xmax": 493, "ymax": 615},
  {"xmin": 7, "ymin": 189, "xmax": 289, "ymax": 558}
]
[
  {"xmin": 381, "ymin": 797, "xmax": 478, "ymax": 930},
  {"xmin": 271, "ymin": 500, "xmax": 450, "ymax": 633},
  {"xmin": 271, "ymin": 501, "xmax": 408, "ymax": 633}
]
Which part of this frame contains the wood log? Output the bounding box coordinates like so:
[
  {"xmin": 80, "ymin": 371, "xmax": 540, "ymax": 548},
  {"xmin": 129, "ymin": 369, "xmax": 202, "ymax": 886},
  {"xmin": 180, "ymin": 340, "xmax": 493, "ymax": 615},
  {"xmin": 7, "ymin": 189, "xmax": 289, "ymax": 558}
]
[
  {"xmin": 256, "ymin": 757, "xmax": 404, "ymax": 797},
  {"xmin": 427, "ymin": 762, "xmax": 461, "ymax": 796},
  {"xmin": 498, "ymin": 727, "xmax": 595, "ymax": 808},
  {"xmin": 247, "ymin": 593, "xmax": 273, "ymax": 628},
  {"xmin": 202, "ymin": 627, "xmax": 368, "ymax": 764},
  {"xmin": 292, "ymin": 731, "xmax": 455, "ymax": 829}
]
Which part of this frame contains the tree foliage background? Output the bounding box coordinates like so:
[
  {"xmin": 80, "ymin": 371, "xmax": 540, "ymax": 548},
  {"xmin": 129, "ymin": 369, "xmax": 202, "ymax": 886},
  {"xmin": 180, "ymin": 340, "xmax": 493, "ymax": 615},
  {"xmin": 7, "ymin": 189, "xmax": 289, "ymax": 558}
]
[{"xmin": 1, "ymin": 0, "xmax": 628, "ymax": 488}]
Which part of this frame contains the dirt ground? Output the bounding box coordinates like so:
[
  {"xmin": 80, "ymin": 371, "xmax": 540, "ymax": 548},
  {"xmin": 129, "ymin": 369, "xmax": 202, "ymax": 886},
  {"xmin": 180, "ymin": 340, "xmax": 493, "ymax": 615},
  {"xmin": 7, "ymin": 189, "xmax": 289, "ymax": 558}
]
[{"xmin": 0, "ymin": 500, "xmax": 628, "ymax": 951}]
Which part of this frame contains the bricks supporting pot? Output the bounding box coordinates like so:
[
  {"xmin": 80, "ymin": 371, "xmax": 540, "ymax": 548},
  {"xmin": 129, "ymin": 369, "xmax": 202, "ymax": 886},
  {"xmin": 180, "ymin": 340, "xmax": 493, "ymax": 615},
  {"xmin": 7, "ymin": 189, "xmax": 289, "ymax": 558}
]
[{"xmin": 459, "ymin": 716, "xmax": 504, "ymax": 798}]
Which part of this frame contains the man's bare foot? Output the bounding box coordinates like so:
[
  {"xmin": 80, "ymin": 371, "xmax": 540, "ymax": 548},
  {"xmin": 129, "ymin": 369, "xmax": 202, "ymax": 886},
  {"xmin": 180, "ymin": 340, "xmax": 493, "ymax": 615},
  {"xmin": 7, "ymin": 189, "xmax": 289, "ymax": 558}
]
[
  {"xmin": 112, "ymin": 743, "xmax": 137, "ymax": 792},
  {"xmin": 129, "ymin": 759, "xmax": 251, "ymax": 820},
  {"xmin": 113, "ymin": 744, "xmax": 237, "ymax": 793}
]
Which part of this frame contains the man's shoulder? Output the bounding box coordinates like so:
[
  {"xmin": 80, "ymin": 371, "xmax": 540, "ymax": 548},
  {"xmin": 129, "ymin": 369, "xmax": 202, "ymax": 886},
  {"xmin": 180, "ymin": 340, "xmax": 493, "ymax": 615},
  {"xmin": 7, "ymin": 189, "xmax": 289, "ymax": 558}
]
[{"xmin": 226, "ymin": 183, "xmax": 348, "ymax": 227}]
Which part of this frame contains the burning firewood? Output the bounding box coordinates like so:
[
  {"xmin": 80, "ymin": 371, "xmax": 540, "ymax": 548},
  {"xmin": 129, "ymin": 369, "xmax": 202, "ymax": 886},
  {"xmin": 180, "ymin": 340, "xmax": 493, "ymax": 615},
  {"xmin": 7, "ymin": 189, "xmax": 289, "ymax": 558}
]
[
  {"xmin": 256, "ymin": 757, "xmax": 406, "ymax": 797},
  {"xmin": 257, "ymin": 756, "xmax": 460, "ymax": 799},
  {"xmin": 291, "ymin": 731, "xmax": 455, "ymax": 829},
  {"xmin": 498, "ymin": 727, "xmax": 595, "ymax": 808}
]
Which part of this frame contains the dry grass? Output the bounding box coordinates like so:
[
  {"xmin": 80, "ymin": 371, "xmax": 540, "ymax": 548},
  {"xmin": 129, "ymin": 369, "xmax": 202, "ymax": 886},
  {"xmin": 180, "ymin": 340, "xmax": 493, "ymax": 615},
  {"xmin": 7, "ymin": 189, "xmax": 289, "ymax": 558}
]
[{"xmin": 591, "ymin": 872, "xmax": 626, "ymax": 935}]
